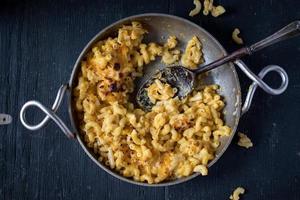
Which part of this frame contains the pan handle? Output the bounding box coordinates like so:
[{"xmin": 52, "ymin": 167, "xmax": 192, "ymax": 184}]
[
  {"xmin": 19, "ymin": 84, "xmax": 75, "ymax": 139},
  {"xmin": 234, "ymin": 59, "xmax": 289, "ymax": 115}
]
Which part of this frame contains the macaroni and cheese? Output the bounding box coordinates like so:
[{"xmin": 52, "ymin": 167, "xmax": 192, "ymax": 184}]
[
  {"xmin": 146, "ymin": 79, "xmax": 177, "ymax": 104},
  {"xmin": 73, "ymin": 22, "xmax": 231, "ymax": 184}
]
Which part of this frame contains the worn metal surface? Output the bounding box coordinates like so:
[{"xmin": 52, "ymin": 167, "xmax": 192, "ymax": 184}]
[{"xmin": 1, "ymin": 0, "xmax": 300, "ymax": 199}]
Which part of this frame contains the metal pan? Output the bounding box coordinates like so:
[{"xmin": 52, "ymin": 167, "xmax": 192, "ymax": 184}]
[{"xmin": 19, "ymin": 13, "xmax": 288, "ymax": 186}]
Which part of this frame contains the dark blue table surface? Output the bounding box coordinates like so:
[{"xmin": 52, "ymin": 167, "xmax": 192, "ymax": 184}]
[{"xmin": 1, "ymin": 0, "xmax": 300, "ymax": 199}]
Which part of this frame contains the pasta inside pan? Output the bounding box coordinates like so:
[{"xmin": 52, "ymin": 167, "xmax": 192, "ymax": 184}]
[{"xmin": 69, "ymin": 14, "xmax": 241, "ymax": 186}]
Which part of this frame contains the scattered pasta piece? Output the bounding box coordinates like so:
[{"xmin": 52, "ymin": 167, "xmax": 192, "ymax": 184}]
[
  {"xmin": 211, "ymin": 5, "xmax": 226, "ymax": 17},
  {"xmin": 189, "ymin": 0, "xmax": 226, "ymax": 18},
  {"xmin": 237, "ymin": 132, "xmax": 253, "ymax": 149},
  {"xmin": 181, "ymin": 36, "xmax": 204, "ymax": 69},
  {"xmin": 203, "ymin": 0, "xmax": 226, "ymax": 17},
  {"xmin": 202, "ymin": 0, "xmax": 212, "ymax": 15},
  {"xmin": 189, "ymin": 0, "xmax": 202, "ymax": 17},
  {"xmin": 232, "ymin": 28, "xmax": 244, "ymax": 45},
  {"xmin": 230, "ymin": 187, "xmax": 245, "ymax": 200}
]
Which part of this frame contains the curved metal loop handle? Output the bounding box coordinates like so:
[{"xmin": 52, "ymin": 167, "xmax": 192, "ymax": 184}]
[
  {"xmin": 234, "ymin": 59, "xmax": 289, "ymax": 115},
  {"xmin": 19, "ymin": 84, "xmax": 75, "ymax": 139}
]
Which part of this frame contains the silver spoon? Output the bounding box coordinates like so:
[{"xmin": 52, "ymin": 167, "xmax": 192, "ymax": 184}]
[{"xmin": 136, "ymin": 21, "xmax": 300, "ymax": 111}]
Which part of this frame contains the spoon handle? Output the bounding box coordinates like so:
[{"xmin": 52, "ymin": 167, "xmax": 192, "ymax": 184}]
[
  {"xmin": 194, "ymin": 20, "xmax": 300, "ymax": 75},
  {"xmin": 250, "ymin": 20, "xmax": 300, "ymax": 52}
]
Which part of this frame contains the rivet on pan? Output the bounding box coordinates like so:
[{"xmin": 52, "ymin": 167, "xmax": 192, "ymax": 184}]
[{"xmin": 0, "ymin": 114, "xmax": 12, "ymax": 125}]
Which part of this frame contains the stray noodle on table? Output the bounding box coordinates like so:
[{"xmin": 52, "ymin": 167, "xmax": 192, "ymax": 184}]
[
  {"xmin": 237, "ymin": 132, "xmax": 253, "ymax": 149},
  {"xmin": 232, "ymin": 28, "xmax": 244, "ymax": 45},
  {"xmin": 189, "ymin": 0, "xmax": 226, "ymax": 17},
  {"xmin": 230, "ymin": 187, "xmax": 245, "ymax": 200}
]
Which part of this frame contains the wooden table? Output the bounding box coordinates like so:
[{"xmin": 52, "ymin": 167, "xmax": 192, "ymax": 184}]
[{"xmin": 0, "ymin": 0, "xmax": 299, "ymax": 199}]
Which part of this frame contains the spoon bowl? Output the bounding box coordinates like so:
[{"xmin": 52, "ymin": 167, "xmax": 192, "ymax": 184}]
[{"xmin": 136, "ymin": 66, "xmax": 195, "ymax": 110}]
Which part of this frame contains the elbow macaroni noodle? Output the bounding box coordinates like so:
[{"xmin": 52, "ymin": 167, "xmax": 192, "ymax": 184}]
[
  {"xmin": 211, "ymin": 5, "xmax": 226, "ymax": 17},
  {"xmin": 146, "ymin": 79, "xmax": 177, "ymax": 104},
  {"xmin": 237, "ymin": 132, "xmax": 253, "ymax": 149},
  {"xmin": 189, "ymin": 0, "xmax": 202, "ymax": 17},
  {"xmin": 230, "ymin": 187, "xmax": 245, "ymax": 200},
  {"xmin": 73, "ymin": 22, "xmax": 231, "ymax": 184},
  {"xmin": 232, "ymin": 28, "xmax": 244, "ymax": 45},
  {"xmin": 181, "ymin": 36, "xmax": 204, "ymax": 69},
  {"xmin": 189, "ymin": 0, "xmax": 226, "ymax": 17},
  {"xmin": 161, "ymin": 36, "xmax": 181, "ymax": 65}
]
